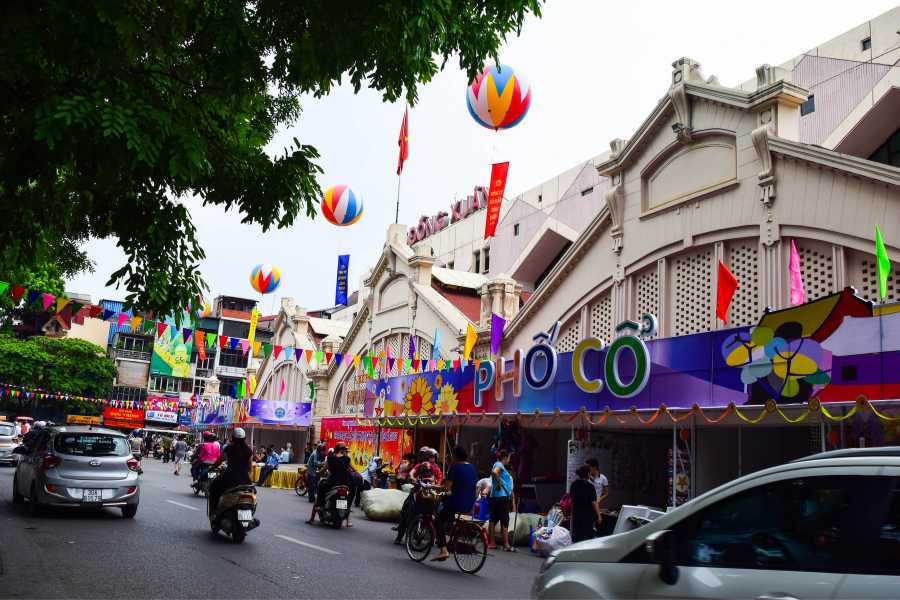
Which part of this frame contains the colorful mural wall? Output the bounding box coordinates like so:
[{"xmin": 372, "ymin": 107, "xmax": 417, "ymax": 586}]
[
  {"xmin": 319, "ymin": 417, "xmax": 412, "ymax": 472},
  {"xmin": 362, "ymin": 290, "xmax": 900, "ymax": 418},
  {"xmin": 151, "ymin": 331, "xmax": 194, "ymax": 377}
]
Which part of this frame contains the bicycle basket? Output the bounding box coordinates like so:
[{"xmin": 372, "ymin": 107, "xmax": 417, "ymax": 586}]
[{"xmin": 415, "ymin": 488, "xmax": 441, "ymax": 512}]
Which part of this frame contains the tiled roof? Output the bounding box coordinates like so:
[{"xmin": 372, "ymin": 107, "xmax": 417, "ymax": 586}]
[{"xmin": 432, "ymin": 283, "xmax": 480, "ymax": 323}]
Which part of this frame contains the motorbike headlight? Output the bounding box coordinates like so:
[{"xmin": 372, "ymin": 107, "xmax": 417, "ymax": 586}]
[{"xmin": 539, "ymin": 551, "xmax": 559, "ymax": 574}]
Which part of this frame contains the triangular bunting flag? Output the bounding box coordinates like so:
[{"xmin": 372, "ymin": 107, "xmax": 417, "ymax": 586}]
[
  {"xmin": 229, "ymin": 337, "xmax": 239, "ymax": 351},
  {"xmin": 437, "ymin": 359, "xmax": 445, "ymax": 370},
  {"xmin": 10, "ymin": 285, "xmax": 25, "ymax": 304},
  {"xmin": 102, "ymin": 309, "xmax": 115, "ymax": 321},
  {"xmin": 324, "ymin": 352, "xmax": 332, "ymax": 365},
  {"xmin": 55, "ymin": 297, "xmax": 69, "ymax": 314},
  {"xmin": 284, "ymin": 347, "xmax": 294, "ymax": 361},
  {"xmin": 262, "ymin": 343, "xmax": 272, "ymax": 358},
  {"xmin": 41, "ymin": 293, "xmax": 55, "ymax": 311},
  {"xmin": 306, "ymin": 350, "xmax": 314, "ymax": 365},
  {"xmin": 26, "ymin": 290, "xmax": 41, "ymax": 307},
  {"xmin": 252, "ymin": 341, "xmax": 261, "ymax": 356},
  {"xmin": 89, "ymin": 305, "xmax": 103, "ymax": 318},
  {"xmin": 452, "ymin": 359, "xmax": 460, "ymax": 370},
  {"xmin": 206, "ymin": 333, "xmax": 215, "ymax": 349},
  {"xmin": 388, "ymin": 357, "xmax": 396, "ymax": 372},
  {"xmin": 117, "ymin": 313, "xmax": 130, "ymax": 327},
  {"xmin": 353, "ymin": 354, "xmax": 360, "ymax": 368},
  {"xmin": 240, "ymin": 339, "xmax": 250, "ymax": 356},
  {"xmin": 157, "ymin": 323, "xmax": 168, "ymax": 338},
  {"xmin": 182, "ymin": 328, "xmax": 192, "ymax": 344},
  {"xmin": 0, "ymin": 282, "xmax": 8, "ymax": 297},
  {"xmin": 315, "ymin": 351, "xmax": 324, "ymax": 365},
  {"xmin": 274, "ymin": 345, "xmax": 282, "ymax": 360},
  {"xmin": 412, "ymin": 358, "xmax": 420, "ymax": 371},
  {"xmin": 130, "ymin": 316, "xmax": 143, "ymax": 332},
  {"xmin": 143, "ymin": 319, "xmax": 155, "ymax": 334},
  {"xmin": 335, "ymin": 353, "xmax": 343, "ymax": 366},
  {"xmin": 218, "ymin": 335, "xmax": 228, "ymax": 349}
]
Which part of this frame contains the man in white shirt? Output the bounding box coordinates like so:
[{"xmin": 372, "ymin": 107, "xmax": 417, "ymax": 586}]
[{"xmin": 585, "ymin": 458, "xmax": 608, "ymax": 504}]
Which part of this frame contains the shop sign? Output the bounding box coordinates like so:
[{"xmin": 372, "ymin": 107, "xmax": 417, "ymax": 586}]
[
  {"xmin": 245, "ymin": 399, "xmax": 311, "ymax": 427},
  {"xmin": 102, "ymin": 407, "xmax": 144, "ymax": 429},
  {"xmin": 319, "ymin": 417, "xmax": 411, "ymax": 473},
  {"xmin": 66, "ymin": 415, "xmax": 101, "ymax": 425},
  {"xmin": 474, "ymin": 316, "xmax": 657, "ymax": 406},
  {"xmin": 407, "ymin": 186, "xmax": 488, "ymax": 245},
  {"xmin": 145, "ymin": 410, "xmax": 178, "ymax": 424}
]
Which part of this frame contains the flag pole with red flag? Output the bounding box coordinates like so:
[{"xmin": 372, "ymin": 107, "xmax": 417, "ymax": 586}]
[
  {"xmin": 394, "ymin": 107, "xmax": 409, "ymax": 224},
  {"xmin": 716, "ymin": 260, "xmax": 738, "ymax": 323}
]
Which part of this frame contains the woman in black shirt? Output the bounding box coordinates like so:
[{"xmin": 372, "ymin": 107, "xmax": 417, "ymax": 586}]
[
  {"xmin": 569, "ymin": 464, "xmax": 603, "ymax": 543},
  {"xmin": 207, "ymin": 428, "xmax": 252, "ymax": 515},
  {"xmin": 307, "ymin": 443, "xmax": 353, "ymax": 525}
]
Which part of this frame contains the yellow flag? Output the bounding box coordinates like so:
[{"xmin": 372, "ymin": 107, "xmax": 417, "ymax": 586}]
[
  {"xmin": 463, "ymin": 323, "xmax": 478, "ymax": 360},
  {"xmin": 437, "ymin": 359, "xmax": 445, "ymax": 370},
  {"xmin": 249, "ymin": 374, "xmax": 257, "ymax": 395},
  {"xmin": 130, "ymin": 315, "xmax": 143, "ymax": 332},
  {"xmin": 252, "ymin": 341, "xmax": 261, "ymax": 356},
  {"xmin": 353, "ymin": 355, "xmax": 361, "ymax": 368},
  {"xmin": 247, "ymin": 308, "xmax": 260, "ymax": 347}
]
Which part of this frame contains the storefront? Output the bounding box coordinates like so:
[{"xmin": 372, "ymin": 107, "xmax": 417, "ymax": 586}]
[
  {"xmin": 102, "ymin": 406, "xmax": 144, "ymax": 431},
  {"xmin": 319, "ymin": 417, "xmax": 413, "ymax": 473},
  {"xmin": 352, "ymin": 290, "xmax": 900, "ymax": 511},
  {"xmin": 234, "ymin": 398, "xmax": 312, "ymax": 461}
]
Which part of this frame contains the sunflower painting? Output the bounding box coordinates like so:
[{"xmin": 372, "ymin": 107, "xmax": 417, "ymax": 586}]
[
  {"xmin": 433, "ymin": 374, "xmax": 459, "ymax": 414},
  {"xmin": 405, "ymin": 377, "xmax": 434, "ymax": 414}
]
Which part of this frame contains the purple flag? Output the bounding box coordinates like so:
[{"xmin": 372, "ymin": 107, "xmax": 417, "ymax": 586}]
[
  {"xmin": 490, "ymin": 313, "xmax": 506, "ymax": 355},
  {"xmin": 408, "ymin": 336, "xmax": 416, "ymax": 359}
]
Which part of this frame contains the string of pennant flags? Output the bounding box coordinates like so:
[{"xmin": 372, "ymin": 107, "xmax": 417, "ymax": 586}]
[
  {"xmin": 0, "ymin": 382, "xmax": 181, "ymax": 411},
  {"xmin": 0, "ymin": 279, "xmax": 490, "ymax": 384}
]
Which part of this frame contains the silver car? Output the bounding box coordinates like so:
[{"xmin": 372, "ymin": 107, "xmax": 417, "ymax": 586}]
[
  {"xmin": 0, "ymin": 421, "xmax": 17, "ymax": 465},
  {"xmin": 12, "ymin": 426, "xmax": 140, "ymax": 518}
]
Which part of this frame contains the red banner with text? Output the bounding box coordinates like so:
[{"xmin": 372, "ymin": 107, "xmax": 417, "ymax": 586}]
[{"xmin": 483, "ymin": 161, "xmax": 509, "ymax": 239}]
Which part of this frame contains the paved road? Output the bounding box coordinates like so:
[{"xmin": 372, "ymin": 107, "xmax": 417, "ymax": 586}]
[{"xmin": 0, "ymin": 459, "xmax": 540, "ymax": 599}]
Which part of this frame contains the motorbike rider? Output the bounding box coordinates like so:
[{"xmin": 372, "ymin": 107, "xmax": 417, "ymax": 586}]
[
  {"xmin": 306, "ymin": 442, "xmax": 353, "ymax": 527},
  {"xmin": 393, "ymin": 447, "xmax": 440, "ymax": 544},
  {"xmin": 192, "ymin": 431, "xmax": 221, "ymax": 481},
  {"xmin": 207, "ymin": 428, "xmax": 252, "ymax": 516}
]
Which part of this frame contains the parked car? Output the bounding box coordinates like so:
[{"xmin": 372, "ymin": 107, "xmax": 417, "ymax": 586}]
[
  {"xmin": 0, "ymin": 421, "xmax": 17, "ymax": 465},
  {"xmin": 533, "ymin": 447, "xmax": 900, "ymax": 599},
  {"xmin": 12, "ymin": 425, "xmax": 140, "ymax": 518}
]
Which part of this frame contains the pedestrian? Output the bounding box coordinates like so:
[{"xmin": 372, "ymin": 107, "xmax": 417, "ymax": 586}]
[
  {"xmin": 585, "ymin": 458, "xmax": 609, "ymax": 505},
  {"xmin": 286, "ymin": 442, "xmax": 293, "ymax": 462},
  {"xmin": 256, "ymin": 447, "xmax": 279, "ymax": 486},
  {"xmin": 394, "ymin": 452, "xmax": 415, "ymax": 489},
  {"xmin": 569, "ymin": 464, "xmax": 603, "ymax": 543},
  {"xmin": 173, "ymin": 436, "xmax": 188, "ymax": 475},
  {"xmin": 303, "ymin": 443, "xmax": 313, "ymax": 463},
  {"xmin": 279, "ymin": 446, "xmax": 290, "ymax": 464},
  {"xmin": 487, "ymin": 449, "xmax": 515, "ymax": 552},
  {"xmin": 306, "ymin": 444, "xmax": 324, "ymax": 503}
]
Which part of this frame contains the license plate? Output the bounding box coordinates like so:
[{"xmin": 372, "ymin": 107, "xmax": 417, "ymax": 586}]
[
  {"xmin": 83, "ymin": 489, "xmax": 102, "ymax": 503},
  {"xmin": 237, "ymin": 509, "xmax": 253, "ymax": 521},
  {"xmin": 335, "ymin": 499, "xmax": 348, "ymax": 510}
]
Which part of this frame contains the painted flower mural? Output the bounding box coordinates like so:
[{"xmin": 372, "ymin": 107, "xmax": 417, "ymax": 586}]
[
  {"xmin": 433, "ymin": 374, "xmax": 459, "ymax": 414},
  {"xmin": 405, "ymin": 377, "xmax": 434, "ymax": 414},
  {"xmin": 722, "ymin": 321, "xmax": 831, "ymax": 404}
]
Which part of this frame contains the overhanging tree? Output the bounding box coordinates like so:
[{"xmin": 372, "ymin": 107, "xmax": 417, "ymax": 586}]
[
  {"xmin": 0, "ymin": 335, "xmax": 116, "ymax": 416},
  {"xmin": 0, "ymin": 1, "xmax": 542, "ymax": 318}
]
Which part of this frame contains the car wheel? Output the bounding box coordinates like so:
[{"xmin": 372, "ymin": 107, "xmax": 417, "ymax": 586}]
[
  {"xmin": 29, "ymin": 483, "xmax": 43, "ymax": 517},
  {"xmin": 121, "ymin": 505, "xmax": 138, "ymax": 519},
  {"xmin": 12, "ymin": 475, "xmax": 24, "ymax": 504}
]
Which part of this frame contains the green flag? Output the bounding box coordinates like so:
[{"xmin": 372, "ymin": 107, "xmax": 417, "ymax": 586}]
[
  {"xmin": 0, "ymin": 282, "xmax": 8, "ymax": 297},
  {"xmin": 206, "ymin": 333, "xmax": 215, "ymax": 349},
  {"xmin": 876, "ymin": 225, "xmax": 892, "ymax": 300}
]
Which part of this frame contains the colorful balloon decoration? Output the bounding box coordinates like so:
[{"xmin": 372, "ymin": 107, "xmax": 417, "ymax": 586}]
[
  {"xmin": 195, "ymin": 297, "xmax": 211, "ymax": 320},
  {"xmin": 466, "ymin": 64, "xmax": 531, "ymax": 130},
  {"xmin": 250, "ymin": 264, "xmax": 281, "ymax": 294},
  {"xmin": 320, "ymin": 185, "xmax": 363, "ymax": 227}
]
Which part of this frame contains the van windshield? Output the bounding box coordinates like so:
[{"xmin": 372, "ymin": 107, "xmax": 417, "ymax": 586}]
[
  {"xmin": 0, "ymin": 423, "xmax": 15, "ymax": 437},
  {"xmin": 54, "ymin": 433, "xmax": 130, "ymax": 457}
]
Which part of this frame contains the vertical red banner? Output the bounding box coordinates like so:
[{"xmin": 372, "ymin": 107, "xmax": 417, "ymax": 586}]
[{"xmin": 483, "ymin": 161, "xmax": 509, "ymax": 239}]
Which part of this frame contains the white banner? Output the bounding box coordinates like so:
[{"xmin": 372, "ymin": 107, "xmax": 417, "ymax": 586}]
[{"xmin": 145, "ymin": 410, "xmax": 178, "ymax": 424}]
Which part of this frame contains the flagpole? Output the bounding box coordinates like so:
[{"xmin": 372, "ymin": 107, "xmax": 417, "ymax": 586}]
[{"xmin": 394, "ymin": 170, "xmax": 402, "ymax": 225}]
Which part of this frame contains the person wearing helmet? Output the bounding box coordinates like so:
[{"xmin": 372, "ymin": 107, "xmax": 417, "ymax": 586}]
[
  {"xmin": 191, "ymin": 431, "xmax": 222, "ymax": 480},
  {"xmin": 207, "ymin": 428, "xmax": 252, "ymax": 516},
  {"xmin": 307, "ymin": 442, "xmax": 353, "ymax": 526},
  {"xmin": 394, "ymin": 448, "xmax": 444, "ymax": 544},
  {"xmin": 21, "ymin": 420, "xmax": 46, "ymax": 448}
]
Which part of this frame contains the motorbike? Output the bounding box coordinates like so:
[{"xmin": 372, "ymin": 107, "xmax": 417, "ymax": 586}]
[
  {"xmin": 312, "ymin": 484, "xmax": 351, "ymax": 529},
  {"xmin": 294, "ymin": 465, "xmax": 309, "ymax": 497},
  {"xmin": 192, "ymin": 464, "xmax": 215, "ymax": 497},
  {"xmin": 209, "ymin": 482, "xmax": 260, "ymax": 544}
]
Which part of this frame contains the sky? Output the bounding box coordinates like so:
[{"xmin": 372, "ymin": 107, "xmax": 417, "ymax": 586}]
[{"xmin": 66, "ymin": 0, "xmax": 900, "ymax": 314}]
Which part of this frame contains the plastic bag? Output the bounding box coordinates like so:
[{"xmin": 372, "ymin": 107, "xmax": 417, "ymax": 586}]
[
  {"xmin": 532, "ymin": 526, "xmax": 572, "ymax": 557},
  {"xmin": 360, "ymin": 488, "xmax": 409, "ymax": 522}
]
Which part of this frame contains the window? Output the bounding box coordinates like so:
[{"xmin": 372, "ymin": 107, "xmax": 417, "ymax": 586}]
[
  {"xmin": 218, "ymin": 347, "xmax": 246, "ymax": 368},
  {"xmin": 473, "ymin": 250, "xmax": 481, "ymax": 274},
  {"xmin": 514, "ymin": 223, "xmax": 520, "ymax": 236},
  {"xmin": 118, "ymin": 335, "xmax": 148, "ymax": 353},
  {"xmin": 862, "ymin": 36, "xmax": 872, "ymax": 51},
  {"xmin": 483, "ymin": 247, "xmax": 490, "ymax": 273},
  {"xmin": 193, "ymin": 378, "xmax": 207, "ymax": 397},
  {"xmin": 869, "ymin": 127, "xmax": 900, "ymax": 169},
  {"xmin": 581, "ymin": 186, "xmax": 594, "ymax": 196},
  {"xmin": 149, "ymin": 375, "xmax": 181, "ymax": 393},
  {"xmin": 55, "ymin": 433, "xmax": 129, "ymax": 457},
  {"xmin": 110, "ymin": 385, "xmax": 147, "ymax": 403},
  {"xmin": 219, "ymin": 376, "xmax": 243, "ymax": 398},
  {"xmin": 800, "ymin": 95, "xmax": 815, "ymax": 116},
  {"xmin": 671, "ymin": 476, "xmax": 898, "ymax": 574}
]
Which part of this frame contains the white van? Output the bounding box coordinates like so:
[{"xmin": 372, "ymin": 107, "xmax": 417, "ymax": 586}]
[{"xmin": 533, "ymin": 448, "xmax": 900, "ymax": 599}]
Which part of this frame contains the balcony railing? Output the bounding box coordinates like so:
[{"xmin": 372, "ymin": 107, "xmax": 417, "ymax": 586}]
[
  {"xmin": 215, "ymin": 364, "xmax": 246, "ymax": 378},
  {"xmin": 114, "ymin": 349, "xmax": 151, "ymax": 362},
  {"xmin": 195, "ymin": 367, "xmax": 213, "ymax": 378}
]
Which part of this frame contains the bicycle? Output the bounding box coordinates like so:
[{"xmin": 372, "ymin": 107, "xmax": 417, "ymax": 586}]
[{"xmin": 404, "ymin": 485, "xmax": 489, "ymax": 574}]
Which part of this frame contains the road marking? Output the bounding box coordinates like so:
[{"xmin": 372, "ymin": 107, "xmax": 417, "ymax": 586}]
[
  {"xmin": 166, "ymin": 500, "xmax": 199, "ymax": 511},
  {"xmin": 274, "ymin": 534, "xmax": 340, "ymax": 555}
]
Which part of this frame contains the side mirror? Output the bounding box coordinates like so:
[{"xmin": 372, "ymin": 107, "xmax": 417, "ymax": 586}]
[
  {"xmin": 644, "ymin": 529, "xmax": 679, "ymax": 585},
  {"xmin": 12, "ymin": 446, "xmax": 28, "ymax": 455}
]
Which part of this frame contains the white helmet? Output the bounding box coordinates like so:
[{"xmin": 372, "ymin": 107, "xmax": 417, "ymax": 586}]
[
  {"xmin": 233, "ymin": 427, "xmax": 246, "ymax": 439},
  {"xmin": 35, "ymin": 421, "xmax": 46, "ymax": 428}
]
